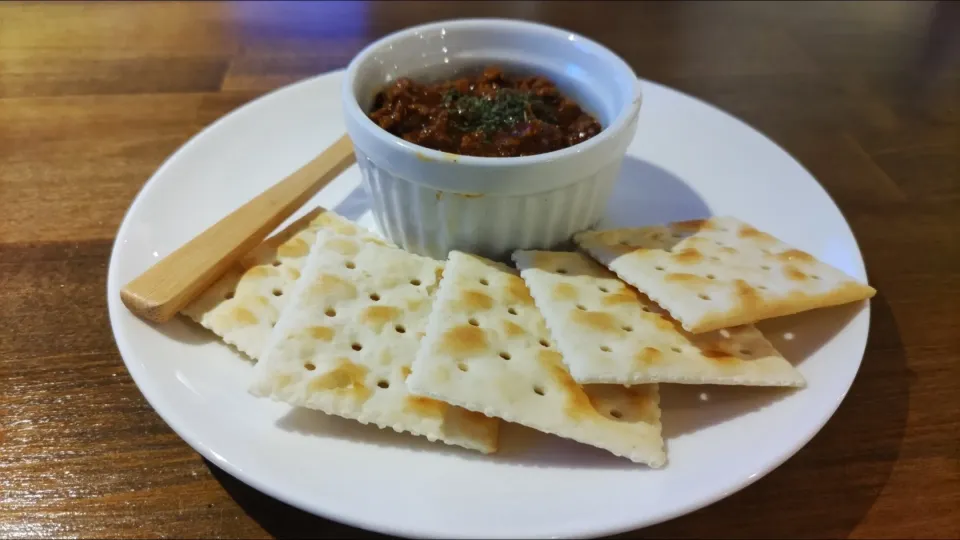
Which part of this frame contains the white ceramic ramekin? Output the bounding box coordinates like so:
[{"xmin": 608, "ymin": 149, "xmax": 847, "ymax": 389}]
[{"xmin": 342, "ymin": 19, "xmax": 641, "ymax": 260}]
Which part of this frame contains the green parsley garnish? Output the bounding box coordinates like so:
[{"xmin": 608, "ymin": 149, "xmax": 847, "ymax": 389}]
[{"xmin": 444, "ymin": 88, "xmax": 545, "ymax": 134}]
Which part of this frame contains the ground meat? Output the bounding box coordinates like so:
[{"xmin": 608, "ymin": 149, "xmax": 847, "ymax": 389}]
[{"xmin": 367, "ymin": 66, "xmax": 603, "ymax": 158}]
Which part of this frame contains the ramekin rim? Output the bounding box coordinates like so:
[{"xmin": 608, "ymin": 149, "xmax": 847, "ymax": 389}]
[{"xmin": 342, "ymin": 18, "xmax": 642, "ymax": 168}]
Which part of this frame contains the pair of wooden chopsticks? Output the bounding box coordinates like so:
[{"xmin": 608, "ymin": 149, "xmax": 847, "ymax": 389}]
[{"xmin": 120, "ymin": 134, "xmax": 355, "ymax": 323}]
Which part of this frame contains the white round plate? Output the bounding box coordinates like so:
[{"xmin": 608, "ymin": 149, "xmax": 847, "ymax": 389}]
[{"xmin": 107, "ymin": 70, "xmax": 871, "ymax": 539}]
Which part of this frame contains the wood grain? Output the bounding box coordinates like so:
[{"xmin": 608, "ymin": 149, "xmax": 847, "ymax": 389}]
[{"xmin": 1, "ymin": 1, "xmax": 957, "ymax": 538}]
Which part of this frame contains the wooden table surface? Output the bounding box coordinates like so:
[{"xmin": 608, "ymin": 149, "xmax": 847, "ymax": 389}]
[{"xmin": 2, "ymin": 1, "xmax": 958, "ymax": 538}]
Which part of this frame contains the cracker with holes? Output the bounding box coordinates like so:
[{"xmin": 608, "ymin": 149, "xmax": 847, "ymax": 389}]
[
  {"xmin": 407, "ymin": 251, "xmax": 664, "ymax": 467},
  {"xmin": 513, "ymin": 250, "xmax": 804, "ymax": 387},
  {"xmin": 249, "ymin": 230, "xmax": 499, "ymax": 453},
  {"xmin": 574, "ymin": 216, "xmax": 877, "ymax": 333},
  {"xmin": 181, "ymin": 208, "xmax": 391, "ymax": 360}
]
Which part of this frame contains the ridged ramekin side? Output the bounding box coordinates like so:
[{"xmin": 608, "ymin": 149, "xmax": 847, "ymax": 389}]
[{"xmin": 356, "ymin": 149, "xmax": 623, "ymax": 261}]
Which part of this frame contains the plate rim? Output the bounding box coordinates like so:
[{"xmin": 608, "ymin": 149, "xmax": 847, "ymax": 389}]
[{"xmin": 106, "ymin": 69, "xmax": 872, "ymax": 539}]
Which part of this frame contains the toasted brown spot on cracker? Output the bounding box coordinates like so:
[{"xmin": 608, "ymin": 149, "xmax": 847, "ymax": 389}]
[
  {"xmin": 437, "ymin": 325, "xmax": 489, "ymax": 357},
  {"xmin": 360, "ymin": 305, "xmax": 401, "ymax": 328},
  {"xmin": 458, "ymin": 409, "xmax": 496, "ymax": 431},
  {"xmin": 460, "ymin": 289, "xmax": 494, "ymax": 311},
  {"xmin": 634, "ymin": 347, "xmax": 661, "ymax": 365},
  {"xmin": 570, "ymin": 309, "xmax": 620, "ymax": 333},
  {"xmin": 503, "ymin": 320, "xmax": 526, "ymax": 337},
  {"xmin": 231, "ymin": 307, "xmax": 258, "ymax": 325},
  {"xmin": 505, "ymin": 276, "xmax": 535, "ymax": 306},
  {"xmin": 601, "ymin": 291, "xmax": 635, "ymax": 306},
  {"xmin": 307, "ymin": 358, "xmax": 370, "ymax": 401},
  {"xmin": 651, "ymin": 314, "xmax": 677, "ymax": 332},
  {"xmin": 665, "ymin": 272, "xmax": 712, "ymax": 286},
  {"xmin": 324, "ymin": 237, "xmax": 360, "ymax": 256},
  {"xmin": 307, "ymin": 326, "xmax": 335, "ymax": 341},
  {"xmin": 674, "ymin": 218, "xmax": 711, "ymax": 231},
  {"xmin": 278, "ymin": 237, "xmax": 310, "ymax": 258},
  {"xmin": 701, "ymin": 348, "xmax": 740, "ymax": 364},
  {"xmin": 720, "ymin": 246, "xmax": 739, "ymax": 255},
  {"xmin": 552, "ymin": 282, "xmax": 579, "ymax": 301},
  {"xmin": 404, "ymin": 395, "xmax": 447, "ymax": 418},
  {"xmin": 671, "ymin": 248, "xmax": 703, "ymax": 265},
  {"xmin": 309, "ymin": 274, "xmax": 357, "ymax": 300},
  {"xmin": 783, "ymin": 265, "xmax": 808, "ymax": 281},
  {"xmin": 628, "ymin": 247, "xmax": 654, "ymax": 260},
  {"xmin": 537, "ymin": 350, "xmax": 595, "ymax": 420},
  {"xmin": 778, "ymin": 249, "xmax": 815, "ymax": 263},
  {"xmin": 700, "ymin": 348, "xmax": 727, "ymax": 358},
  {"xmin": 287, "ymin": 267, "xmax": 301, "ymax": 280},
  {"xmin": 536, "ymin": 349, "xmax": 564, "ymax": 369},
  {"xmin": 735, "ymin": 279, "xmax": 762, "ymax": 313},
  {"xmin": 401, "ymin": 365, "xmax": 412, "ymax": 380},
  {"xmin": 738, "ymin": 225, "xmax": 776, "ymax": 242}
]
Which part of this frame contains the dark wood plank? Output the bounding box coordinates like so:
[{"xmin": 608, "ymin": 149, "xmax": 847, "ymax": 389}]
[
  {"xmin": 0, "ymin": 95, "xmax": 203, "ymax": 243},
  {"xmin": 1, "ymin": 1, "xmax": 957, "ymax": 538}
]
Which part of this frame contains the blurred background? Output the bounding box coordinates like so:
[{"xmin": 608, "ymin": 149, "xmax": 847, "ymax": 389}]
[{"xmin": 1, "ymin": 0, "xmax": 956, "ymax": 244}]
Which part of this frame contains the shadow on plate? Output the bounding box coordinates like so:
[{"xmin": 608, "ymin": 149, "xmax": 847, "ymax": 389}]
[
  {"xmin": 600, "ymin": 156, "xmax": 712, "ymax": 229},
  {"xmin": 153, "ymin": 315, "xmax": 217, "ymax": 346},
  {"xmin": 757, "ymin": 300, "xmax": 863, "ymax": 367},
  {"xmin": 154, "ymin": 315, "xmax": 256, "ymax": 366},
  {"xmin": 660, "ymin": 300, "xmax": 866, "ymax": 442},
  {"xmin": 494, "ymin": 422, "xmax": 647, "ymax": 470},
  {"xmin": 205, "ymin": 411, "xmax": 647, "ymax": 537},
  {"xmin": 634, "ymin": 294, "xmax": 909, "ymax": 538},
  {"xmin": 659, "ymin": 384, "xmax": 798, "ymax": 442},
  {"xmin": 329, "ymin": 155, "xmax": 712, "ymax": 240},
  {"xmin": 276, "ymin": 407, "xmax": 641, "ymax": 471}
]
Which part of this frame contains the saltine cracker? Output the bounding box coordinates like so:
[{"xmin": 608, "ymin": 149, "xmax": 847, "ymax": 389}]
[
  {"xmin": 513, "ymin": 250, "xmax": 804, "ymax": 387},
  {"xmin": 575, "ymin": 216, "xmax": 876, "ymax": 333},
  {"xmin": 181, "ymin": 208, "xmax": 389, "ymax": 360},
  {"xmin": 250, "ymin": 230, "xmax": 499, "ymax": 453},
  {"xmin": 407, "ymin": 251, "xmax": 665, "ymax": 467}
]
